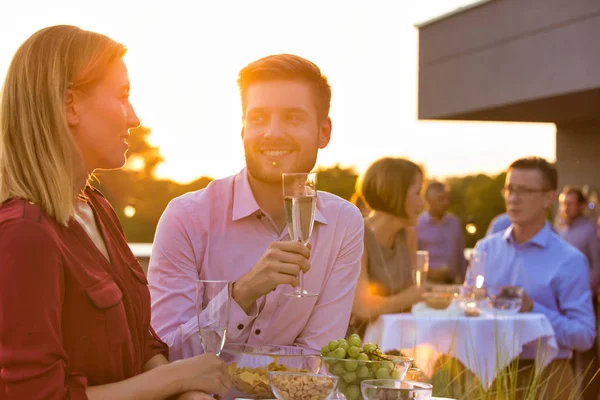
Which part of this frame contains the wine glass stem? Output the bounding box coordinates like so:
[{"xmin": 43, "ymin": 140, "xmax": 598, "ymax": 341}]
[
  {"xmin": 297, "ymin": 239, "xmax": 310, "ymax": 292},
  {"xmin": 299, "ymin": 270, "xmax": 305, "ymax": 291}
]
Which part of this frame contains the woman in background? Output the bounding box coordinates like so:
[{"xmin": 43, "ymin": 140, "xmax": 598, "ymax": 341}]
[
  {"xmin": 350, "ymin": 191, "xmax": 371, "ymax": 217},
  {"xmin": 0, "ymin": 25, "xmax": 230, "ymax": 399},
  {"xmin": 349, "ymin": 157, "xmax": 424, "ymax": 336}
]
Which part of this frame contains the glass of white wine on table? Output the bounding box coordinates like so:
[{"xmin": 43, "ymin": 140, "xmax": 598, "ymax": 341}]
[
  {"xmin": 414, "ymin": 250, "xmax": 429, "ymax": 288},
  {"xmin": 282, "ymin": 172, "xmax": 318, "ymax": 298},
  {"xmin": 196, "ymin": 280, "xmax": 231, "ymax": 356}
]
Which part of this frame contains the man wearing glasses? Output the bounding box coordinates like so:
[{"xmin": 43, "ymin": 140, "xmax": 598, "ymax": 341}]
[{"xmin": 474, "ymin": 157, "xmax": 595, "ymax": 400}]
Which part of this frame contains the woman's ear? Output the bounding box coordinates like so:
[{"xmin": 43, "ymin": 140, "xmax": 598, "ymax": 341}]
[{"xmin": 65, "ymin": 89, "xmax": 79, "ymax": 127}]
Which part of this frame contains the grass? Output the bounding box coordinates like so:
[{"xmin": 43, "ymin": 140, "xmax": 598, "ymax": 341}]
[
  {"xmin": 425, "ymin": 349, "xmax": 598, "ymax": 399},
  {"xmin": 374, "ymin": 316, "xmax": 599, "ymax": 400}
]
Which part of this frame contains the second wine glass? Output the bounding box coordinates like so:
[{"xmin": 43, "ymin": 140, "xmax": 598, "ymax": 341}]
[
  {"xmin": 282, "ymin": 172, "xmax": 318, "ymax": 298},
  {"xmin": 196, "ymin": 279, "xmax": 231, "ymax": 356},
  {"xmin": 414, "ymin": 250, "xmax": 429, "ymax": 288}
]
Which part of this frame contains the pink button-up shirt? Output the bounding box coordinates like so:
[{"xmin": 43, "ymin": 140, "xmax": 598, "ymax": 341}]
[{"xmin": 148, "ymin": 168, "xmax": 364, "ymax": 360}]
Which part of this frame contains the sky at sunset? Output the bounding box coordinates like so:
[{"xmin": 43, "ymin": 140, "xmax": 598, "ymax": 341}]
[{"xmin": 1, "ymin": 0, "xmax": 556, "ymax": 183}]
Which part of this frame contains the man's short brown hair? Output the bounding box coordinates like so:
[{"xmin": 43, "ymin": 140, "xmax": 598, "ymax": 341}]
[
  {"xmin": 425, "ymin": 181, "xmax": 448, "ymax": 198},
  {"xmin": 509, "ymin": 157, "xmax": 558, "ymax": 191},
  {"xmin": 237, "ymin": 54, "xmax": 332, "ymax": 120},
  {"xmin": 561, "ymin": 186, "xmax": 586, "ymax": 204}
]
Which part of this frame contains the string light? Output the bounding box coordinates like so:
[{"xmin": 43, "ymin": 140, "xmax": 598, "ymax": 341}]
[
  {"xmin": 466, "ymin": 223, "xmax": 477, "ymax": 235},
  {"xmin": 124, "ymin": 206, "xmax": 136, "ymax": 218}
]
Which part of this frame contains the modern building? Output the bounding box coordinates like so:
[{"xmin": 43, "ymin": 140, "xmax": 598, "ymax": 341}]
[{"xmin": 417, "ymin": 0, "xmax": 600, "ymax": 193}]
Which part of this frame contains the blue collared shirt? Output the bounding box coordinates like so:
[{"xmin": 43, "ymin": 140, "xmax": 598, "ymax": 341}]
[
  {"xmin": 486, "ymin": 212, "xmax": 512, "ymax": 237},
  {"xmin": 417, "ymin": 211, "xmax": 467, "ymax": 280},
  {"xmin": 557, "ymin": 216, "xmax": 600, "ymax": 291},
  {"xmin": 475, "ymin": 222, "xmax": 596, "ymax": 359}
]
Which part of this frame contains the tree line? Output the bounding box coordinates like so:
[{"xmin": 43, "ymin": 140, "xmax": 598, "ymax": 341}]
[{"xmin": 94, "ymin": 126, "xmax": 506, "ymax": 248}]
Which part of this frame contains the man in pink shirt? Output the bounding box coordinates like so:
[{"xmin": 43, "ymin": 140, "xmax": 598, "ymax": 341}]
[{"xmin": 147, "ymin": 54, "xmax": 364, "ymax": 361}]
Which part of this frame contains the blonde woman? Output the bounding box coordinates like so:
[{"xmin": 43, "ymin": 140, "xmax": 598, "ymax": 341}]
[
  {"xmin": 349, "ymin": 157, "xmax": 425, "ymax": 336},
  {"xmin": 0, "ymin": 26, "xmax": 230, "ymax": 399}
]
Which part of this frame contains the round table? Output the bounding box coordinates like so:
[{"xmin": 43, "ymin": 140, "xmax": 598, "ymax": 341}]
[{"xmin": 363, "ymin": 310, "xmax": 558, "ymax": 389}]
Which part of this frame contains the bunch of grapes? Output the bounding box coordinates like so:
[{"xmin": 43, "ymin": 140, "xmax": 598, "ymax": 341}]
[{"xmin": 320, "ymin": 334, "xmax": 408, "ymax": 400}]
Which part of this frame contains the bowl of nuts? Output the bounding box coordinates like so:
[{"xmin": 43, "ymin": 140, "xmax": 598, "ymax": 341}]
[
  {"xmin": 269, "ymin": 371, "xmax": 338, "ymax": 400},
  {"xmin": 422, "ymin": 292, "xmax": 457, "ymax": 310},
  {"xmin": 221, "ymin": 344, "xmax": 322, "ymax": 399}
]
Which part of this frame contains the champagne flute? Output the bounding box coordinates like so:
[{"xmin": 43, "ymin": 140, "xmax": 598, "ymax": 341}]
[
  {"xmin": 469, "ymin": 249, "xmax": 487, "ymax": 286},
  {"xmin": 282, "ymin": 172, "xmax": 318, "ymax": 298},
  {"xmin": 414, "ymin": 251, "xmax": 429, "ymax": 288},
  {"xmin": 196, "ymin": 280, "xmax": 231, "ymax": 356}
]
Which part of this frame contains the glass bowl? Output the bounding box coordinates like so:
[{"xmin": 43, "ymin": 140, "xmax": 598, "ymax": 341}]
[
  {"xmin": 220, "ymin": 343, "xmax": 322, "ymax": 399},
  {"xmin": 488, "ymin": 285, "xmax": 523, "ymax": 316},
  {"xmin": 269, "ymin": 371, "xmax": 339, "ymax": 400},
  {"xmin": 405, "ymin": 367, "xmax": 425, "ymax": 382},
  {"xmin": 322, "ymin": 356, "xmax": 412, "ymax": 400},
  {"xmin": 360, "ymin": 379, "xmax": 433, "ymax": 399},
  {"xmin": 425, "ymin": 284, "xmax": 462, "ymax": 295}
]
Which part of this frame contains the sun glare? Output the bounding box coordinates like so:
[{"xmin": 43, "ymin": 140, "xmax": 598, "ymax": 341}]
[{"xmin": 0, "ymin": 1, "xmax": 556, "ymax": 184}]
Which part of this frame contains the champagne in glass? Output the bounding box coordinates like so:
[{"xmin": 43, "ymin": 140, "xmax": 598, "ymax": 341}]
[
  {"xmin": 196, "ymin": 280, "xmax": 231, "ymax": 355},
  {"xmin": 282, "ymin": 172, "xmax": 318, "ymax": 298},
  {"xmin": 284, "ymin": 195, "xmax": 317, "ymax": 244},
  {"xmin": 414, "ymin": 250, "xmax": 429, "ymax": 288}
]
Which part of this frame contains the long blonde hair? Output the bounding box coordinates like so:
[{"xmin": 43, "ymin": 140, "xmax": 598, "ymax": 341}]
[{"xmin": 0, "ymin": 25, "xmax": 126, "ymax": 225}]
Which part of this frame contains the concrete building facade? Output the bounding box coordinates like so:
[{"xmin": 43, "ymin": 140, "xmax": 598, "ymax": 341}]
[{"xmin": 417, "ymin": 0, "xmax": 600, "ymax": 193}]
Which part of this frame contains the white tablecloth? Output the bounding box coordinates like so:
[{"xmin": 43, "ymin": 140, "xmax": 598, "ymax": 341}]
[{"xmin": 364, "ymin": 310, "xmax": 558, "ymax": 388}]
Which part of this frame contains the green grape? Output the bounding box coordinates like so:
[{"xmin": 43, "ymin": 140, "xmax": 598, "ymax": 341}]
[
  {"xmin": 344, "ymin": 359, "xmax": 358, "ymax": 371},
  {"xmin": 345, "ymin": 385, "xmax": 361, "ymax": 400},
  {"xmin": 356, "ymin": 365, "xmax": 370, "ymax": 379},
  {"xmin": 376, "ymin": 367, "xmax": 391, "ymax": 379},
  {"xmin": 347, "ymin": 346, "xmax": 360, "ymax": 358},
  {"xmin": 356, "ymin": 353, "xmax": 369, "ymax": 361},
  {"xmin": 337, "ymin": 379, "xmax": 347, "ymax": 393},
  {"xmin": 368, "ymin": 369, "xmax": 376, "ymax": 379},
  {"xmin": 347, "ymin": 336, "xmax": 362, "ymax": 348},
  {"xmin": 328, "ymin": 340, "xmax": 340, "ymax": 351},
  {"xmin": 321, "ymin": 345, "xmax": 330, "ymax": 356},
  {"xmin": 363, "ymin": 343, "xmax": 376, "ymax": 353},
  {"xmin": 349, "ymin": 333, "xmax": 361, "ymax": 339},
  {"xmin": 343, "ymin": 371, "xmax": 357, "ymax": 384},
  {"xmin": 370, "ymin": 361, "xmax": 383, "ymax": 371},
  {"xmin": 338, "ymin": 342, "xmax": 349, "ymax": 352},
  {"xmin": 332, "ymin": 362, "xmax": 345, "ymax": 376},
  {"xmin": 333, "ymin": 347, "xmax": 347, "ymax": 359},
  {"xmin": 391, "ymin": 368, "xmax": 402, "ymax": 379}
]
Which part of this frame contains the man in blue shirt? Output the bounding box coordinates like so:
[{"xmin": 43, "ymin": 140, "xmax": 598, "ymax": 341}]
[
  {"xmin": 486, "ymin": 212, "xmax": 511, "ymax": 236},
  {"xmin": 557, "ymin": 187, "xmax": 600, "ymax": 290},
  {"xmin": 417, "ymin": 182, "xmax": 467, "ymax": 284},
  {"xmin": 556, "ymin": 186, "xmax": 600, "ymax": 400},
  {"xmin": 475, "ymin": 157, "xmax": 596, "ymax": 400}
]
